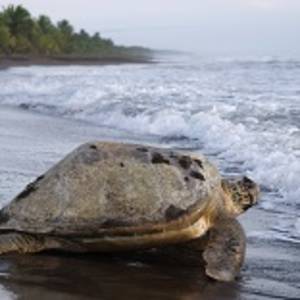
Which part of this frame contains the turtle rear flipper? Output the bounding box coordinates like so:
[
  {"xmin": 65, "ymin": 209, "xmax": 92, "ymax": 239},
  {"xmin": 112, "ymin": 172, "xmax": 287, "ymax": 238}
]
[
  {"xmin": 0, "ymin": 233, "xmax": 84, "ymax": 254},
  {"xmin": 203, "ymin": 218, "xmax": 246, "ymax": 281},
  {"xmin": 0, "ymin": 233, "xmax": 47, "ymax": 254}
]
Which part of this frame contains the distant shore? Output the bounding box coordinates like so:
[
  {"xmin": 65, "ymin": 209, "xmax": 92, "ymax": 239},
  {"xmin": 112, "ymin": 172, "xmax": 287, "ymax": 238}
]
[{"xmin": 0, "ymin": 55, "xmax": 155, "ymax": 70}]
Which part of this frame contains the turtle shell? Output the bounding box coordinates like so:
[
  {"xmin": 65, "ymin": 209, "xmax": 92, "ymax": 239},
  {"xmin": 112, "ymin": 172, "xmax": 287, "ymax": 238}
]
[{"xmin": 0, "ymin": 142, "xmax": 222, "ymax": 238}]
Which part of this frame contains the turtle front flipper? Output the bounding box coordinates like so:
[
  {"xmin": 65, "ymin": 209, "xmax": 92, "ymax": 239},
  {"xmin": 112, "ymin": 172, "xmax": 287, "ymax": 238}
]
[{"xmin": 203, "ymin": 218, "xmax": 246, "ymax": 282}]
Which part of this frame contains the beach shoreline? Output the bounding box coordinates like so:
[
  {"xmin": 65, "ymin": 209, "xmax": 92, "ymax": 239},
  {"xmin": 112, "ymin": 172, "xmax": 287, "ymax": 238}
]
[{"xmin": 0, "ymin": 55, "xmax": 154, "ymax": 70}]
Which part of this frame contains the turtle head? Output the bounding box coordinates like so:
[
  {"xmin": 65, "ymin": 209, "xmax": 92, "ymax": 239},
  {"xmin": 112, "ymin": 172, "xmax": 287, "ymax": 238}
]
[{"xmin": 221, "ymin": 176, "xmax": 259, "ymax": 216}]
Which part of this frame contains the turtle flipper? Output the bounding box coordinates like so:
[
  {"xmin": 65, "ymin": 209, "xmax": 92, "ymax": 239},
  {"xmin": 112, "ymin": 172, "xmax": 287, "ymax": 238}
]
[
  {"xmin": 0, "ymin": 233, "xmax": 47, "ymax": 254},
  {"xmin": 203, "ymin": 218, "xmax": 246, "ymax": 281},
  {"xmin": 0, "ymin": 232, "xmax": 88, "ymax": 254}
]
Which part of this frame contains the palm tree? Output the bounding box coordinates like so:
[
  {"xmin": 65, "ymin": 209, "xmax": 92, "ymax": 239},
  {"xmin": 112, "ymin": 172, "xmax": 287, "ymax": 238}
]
[
  {"xmin": 56, "ymin": 19, "xmax": 74, "ymax": 53},
  {"xmin": 37, "ymin": 15, "xmax": 55, "ymax": 34},
  {"xmin": 0, "ymin": 24, "xmax": 10, "ymax": 54},
  {"xmin": 57, "ymin": 19, "xmax": 73, "ymax": 37},
  {"xmin": 2, "ymin": 5, "xmax": 33, "ymax": 37}
]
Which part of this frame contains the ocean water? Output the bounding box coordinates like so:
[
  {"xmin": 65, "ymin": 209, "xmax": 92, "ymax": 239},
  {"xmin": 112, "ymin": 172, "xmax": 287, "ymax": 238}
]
[{"xmin": 0, "ymin": 55, "xmax": 299, "ymax": 245}]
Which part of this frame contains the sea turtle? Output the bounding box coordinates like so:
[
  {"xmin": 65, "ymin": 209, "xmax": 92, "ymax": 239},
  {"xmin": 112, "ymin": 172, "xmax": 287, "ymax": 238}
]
[{"xmin": 0, "ymin": 141, "xmax": 259, "ymax": 281}]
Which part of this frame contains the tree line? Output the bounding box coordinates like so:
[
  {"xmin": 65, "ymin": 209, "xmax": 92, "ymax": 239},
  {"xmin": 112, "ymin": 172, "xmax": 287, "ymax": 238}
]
[{"xmin": 0, "ymin": 5, "xmax": 151, "ymax": 58}]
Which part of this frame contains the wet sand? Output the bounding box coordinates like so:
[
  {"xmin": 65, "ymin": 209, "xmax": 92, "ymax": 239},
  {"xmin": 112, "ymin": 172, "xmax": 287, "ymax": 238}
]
[{"xmin": 0, "ymin": 106, "xmax": 299, "ymax": 300}]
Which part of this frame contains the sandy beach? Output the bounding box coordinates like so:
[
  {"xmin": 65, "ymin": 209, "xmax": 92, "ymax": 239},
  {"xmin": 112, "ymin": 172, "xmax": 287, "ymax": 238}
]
[{"xmin": 0, "ymin": 105, "xmax": 299, "ymax": 300}]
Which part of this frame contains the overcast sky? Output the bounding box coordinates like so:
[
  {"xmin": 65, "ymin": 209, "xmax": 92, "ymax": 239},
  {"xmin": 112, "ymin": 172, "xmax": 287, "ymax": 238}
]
[{"xmin": 1, "ymin": 0, "xmax": 300, "ymax": 57}]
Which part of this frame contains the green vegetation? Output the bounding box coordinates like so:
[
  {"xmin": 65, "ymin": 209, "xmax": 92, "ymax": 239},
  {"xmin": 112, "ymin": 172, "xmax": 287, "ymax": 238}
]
[{"xmin": 0, "ymin": 5, "xmax": 152, "ymax": 59}]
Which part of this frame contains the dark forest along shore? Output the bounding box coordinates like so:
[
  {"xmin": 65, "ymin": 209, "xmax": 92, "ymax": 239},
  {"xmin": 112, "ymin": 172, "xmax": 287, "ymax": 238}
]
[{"xmin": 0, "ymin": 5, "xmax": 154, "ymax": 71}]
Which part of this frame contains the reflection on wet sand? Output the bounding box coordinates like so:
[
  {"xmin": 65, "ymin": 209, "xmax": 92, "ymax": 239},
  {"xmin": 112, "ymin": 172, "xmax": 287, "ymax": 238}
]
[{"xmin": 0, "ymin": 253, "xmax": 240, "ymax": 300}]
